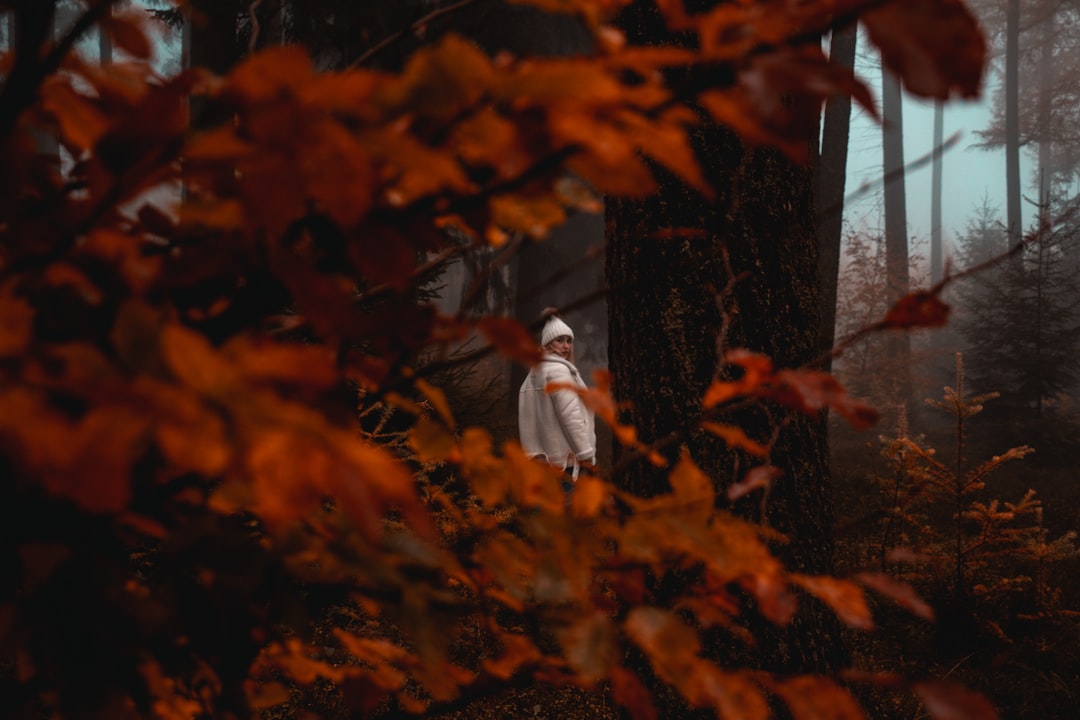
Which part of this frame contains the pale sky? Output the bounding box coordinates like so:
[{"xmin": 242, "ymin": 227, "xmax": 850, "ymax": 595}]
[{"xmin": 844, "ymin": 30, "xmax": 1034, "ymax": 269}]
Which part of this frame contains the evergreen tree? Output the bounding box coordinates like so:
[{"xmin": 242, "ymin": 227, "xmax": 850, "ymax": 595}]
[{"xmin": 954, "ymin": 199, "xmax": 1080, "ymax": 421}]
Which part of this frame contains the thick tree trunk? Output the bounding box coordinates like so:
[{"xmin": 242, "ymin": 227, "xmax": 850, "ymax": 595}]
[
  {"xmin": 607, "ymin": 1, "xmax": 846, "ymax": 692},
  {"xmin": 816, "ymin": 21, "xmax": 858, "ymax": 368}
]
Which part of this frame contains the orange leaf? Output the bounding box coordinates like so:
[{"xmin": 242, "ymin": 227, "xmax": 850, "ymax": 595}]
[
  {"xmin": 40, "ymin": 80, "xmax": 109, "ymax": 152},
  {"xmin": 771, "ymin": 676, "xmax": 864, "ymax": 720},
  {"xmin": 624, "ymin": 607, "xmax": 701, "ymax": 682},
  {"xmin": 146, "ymin": 380, "xmax": 231, "ymax": 477},
  {"xmin": 668, "ymin": 452, "xmax": 714, "ymax": 511},
  {"xmin": 559, "ymin": 612, "xmax": 617, "ymax": 684},
  {"xmin": 913, "ymin": 681, "xmax": 998, "ymax": 720},
  {"xmin": 856, "ymin": 572, "xmax": 935, "ymax": 621},
  {"xmin": 610, "ymin": 666, "xmax": 658, "ymax": 720},
  {"xmin": 791, "ymin": 575, "xmax": 874, "ymax": 631},
  {"xmin": 408, "ymin": 416, "xmax": 460, "ymax": 463},
  {"xmin": 223, "ymin": 336, "xmax": 338, "ymax": 391},
  {"xmin": 619, "ymin": 108, "xmax": 711, "ymax": 198},
  {"xmin": 882, "ymin": 291, "xmax": 951, "ymax": 329},
  {"xmin": 477, "ymin": 316, "xmax": 544, "ymax": 366},
  {"xmin": 54, "ymin": 406, "xmax": 147, "ymax": 514},
  {"xmin": 224, "ymin": 46, "xmax": 314, "ymax": 104},
  {"xmin": 771, "ymin": 369, "xmax": 879, "ymax": 429},
  {"xmin": 488, "ymin": 193, "xmax": 567, "ymax": 240},
  {"xmin": 161, "ymin": 324, "xmax": 241, "ymax": 396},
  {"xmin": 103, "ymin": 10, "xmax": 152, "ymax": 60},
  {"xmin": 690, "ymin": 666, "xmax": 769, "ymax": 720},
  {"xmin": 700, "ymin": 422, "xmax": 769, "ymax": 457},
  {"xmin": 482, "ymin": 632, "xmax": 542, "ymax": 680},
  {"xmin": 0, "ymin": 282, "xmax": 33, "ymax": 357},
  {"xmin": 459, "ymin": 428, "xmax": 509, "ymax": 508},
  {"xmin": 569, "ymin": 473, "xmax": 609, "ymax": 518}
]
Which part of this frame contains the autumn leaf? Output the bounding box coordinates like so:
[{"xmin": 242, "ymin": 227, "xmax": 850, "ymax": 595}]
[
  {"xmin": 771, "ymin": 368, "xmax": 879, "ymax": 429},
  {"xmin": 791, "ymin": 574, "xmax": 874, "ymax": 631},
  {"xmin": 610, "ymin": 665, "xmax": 658, "ymax": 720},
  {"xmin": 882, "ymin": 291, "xmax": 951, "ymax": 329},
  {"xmin": 770, "ymin": 675, "xmax": 865, "ymax": 720},
  {"xmin": 102, "ymin": 10, "xmax": 153, "ymax": 60},
  {"xmin": 408, "ymin": 415, "xmax": 460, "ymax": 463},
  {"xmin": 624, "ymin": 607, "xmax": 701, "ymax": 682},
  {"xmin": 569, "ymin": 473, "xmax": 609, "ymax": 518},
  {"xmin": 0, "ymin": 282, "xmax": 33, "ymax": 357},
  {"xmin": 690, "ymin": 666, "xmax": 769, "ymax": 720},
  {"xmin": 40, "ymin": 79, "xmax": 109, "ymax": 153},
  {"xmin": 864, "ymin": 0, "xmax": 986, "ymax": 100},
  {"xmin": 855, "ymin": 572, "xmax": 935, "ymax": 621},
  {"xmin": 477, "ymin": 316, "xmax": 545, "ymax": 366},
  {"xmin": 459, "ymin": 428, "xmax": 510, "ymax": 507},
  {"xmin": 701, "ymin": 422, "xmax": 770, "ymax": 457},
  {"xmin": 559, "ymin": 612, "xmax": 617, "ymax": 684},
  {"xmin": 375, "ymin": 34, "xmax": 493, "ymax": 123},
  {"xmin": 913, "ymin": 680, "xmax": 999, "ymax": 720},
  {"xmin": 482, "ymin": 632, "xmax": 542, "ymax": 681},
  {"xmin": 668, "ymin": 451, "xmax": 714, "ymax": 512}
]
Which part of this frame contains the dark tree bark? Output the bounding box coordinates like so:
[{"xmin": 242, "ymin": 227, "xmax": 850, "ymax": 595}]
[
  {"xmin": 607, "ymin": 1, "xmax": 847, "ymax": 695},
  {"xmin": 816, "ymin": 21, "xmax": 858, "ymax": 368}
]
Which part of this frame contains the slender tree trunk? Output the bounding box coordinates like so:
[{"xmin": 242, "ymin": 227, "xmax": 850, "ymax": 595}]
[
  {"xmin": 608, "ymin": 3, "xmax": 846, "ymax": 700},
  {"xmin": 931, "ymin": 100, "xmax": 944, "ymax": 283},
  {"xmin": 816, "ymin": 21, "xmax": 858, "ymax": 369},
  {"xmin": 1005, "ymin": 0, "xmax": 1022, "ymax": 248},
  {"xmin": 881, "ymin": 66, "xmax": 911, "ymax": 412},
  {"xmin": 1036, "ymin": 9, "xmax": 1054, "ymax": 220}
]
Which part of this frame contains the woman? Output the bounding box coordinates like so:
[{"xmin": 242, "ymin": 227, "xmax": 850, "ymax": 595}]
[{"xmin": 518, "ymin": 309, "xmax": 596, "ymax": 480}]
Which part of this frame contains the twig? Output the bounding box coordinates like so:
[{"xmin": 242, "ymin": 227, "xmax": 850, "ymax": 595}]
[{"xmin": 348, "ymin": 0, "xmax": 484, "ymax": 69}]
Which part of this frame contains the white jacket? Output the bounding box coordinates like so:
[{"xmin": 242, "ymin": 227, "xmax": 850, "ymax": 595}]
[{"xmin": 518, "ymin": 353, "xmax": 596, "ymax": 471}]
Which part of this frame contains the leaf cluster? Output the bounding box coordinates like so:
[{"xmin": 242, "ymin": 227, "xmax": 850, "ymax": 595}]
[{"xmin": 0, "ymin": 1, "xmax": 994, "ymax": 719}]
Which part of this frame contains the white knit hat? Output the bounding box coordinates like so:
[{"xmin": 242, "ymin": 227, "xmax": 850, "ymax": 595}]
[{"xmin": 541, "ymin": 314, "xmax": 574, "ymax": 347}]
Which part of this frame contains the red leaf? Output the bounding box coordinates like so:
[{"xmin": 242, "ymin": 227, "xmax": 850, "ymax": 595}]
[
  {"xmin": 624, "ymin": 607, "xmax": 701, "ymax": 681},
  {"xmin": 771, "ymin": 369, "xmax": 879, "ymax": 429},
  {"xmin": 882, "ymin": 291, "xmax": 951, "ymax": 329},
  {"xmin": 791, "ymin": 574, "xmax": 874, "ymax": 631},
  {"xmin": 477, "ymin": 317, "xmax": 544, "ymax": 366},
  {"xmin": 559, "ymin": 612, "xmax": 617, "ymax": 684},
  {"xmin": 0, "ymin": 282, "xmax": 33, "ymax": 357},
  {"xmin": 864, "ymin": 0, "xmax": 986, "ymax": 100},
  {"xmin": 701, "ymin": 422, "xmax": 769, "ymax": 457},
  {"xmin": 610, "ymin": 666, "xmax": 658, "ymax": 720},
  {"xmin": 771, "ymin": 675, "xmax": 864, "ymax": 720},
  {"xmin": 856, "ymin": 572, "xmax": 935, "ymax": 621},
  {"xmin": 913, "ymin": 681, "xmax": 998, "ymax": 720},
  {"xmin": 102, "ymin": 11, "xmax": 153, "ymax": 60}
]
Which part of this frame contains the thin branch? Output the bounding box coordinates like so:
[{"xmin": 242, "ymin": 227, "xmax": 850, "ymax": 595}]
[{"xmin": 348, "ymin": 0, "xmax": 484, "ymax": 69}]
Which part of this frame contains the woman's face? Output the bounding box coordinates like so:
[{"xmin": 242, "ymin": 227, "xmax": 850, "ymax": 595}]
[{"xmin": 546, "ymin": 335, "xmax": 573, "ymax": 360}]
